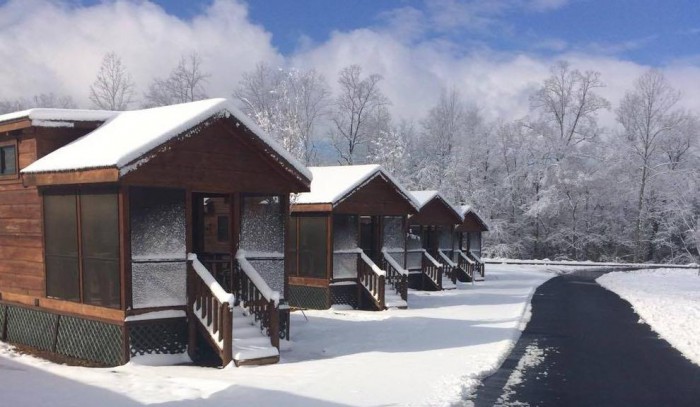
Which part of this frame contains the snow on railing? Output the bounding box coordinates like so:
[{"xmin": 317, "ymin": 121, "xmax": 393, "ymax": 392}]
[
  {"xmin": 187, "ymin": 253, "xmax": 235, "ymax": 307},
  {"xmin": 381, "ymin": 248, "xmax": 408, "ymax": 276},
  {"xmin": 422, "ymin": 250, "xmax": 443, "ymax": 268},
  {"xmin": 469, "ymin": 251, "xmax": 483, "ymax": 263},
  {"xmin": 335, "ymin": 247, "xmax": 386, "ymax": 277},
  {"xmin": 457, "ymin": 250, "xmax": 475, "ymax": 264},
  {"xmin": 235, "ymin": 249, "xmax": 281, "ymax": 305},
  {"xmin": 437, "ymin": 250, "xmax": 456, "ymax": 267}
]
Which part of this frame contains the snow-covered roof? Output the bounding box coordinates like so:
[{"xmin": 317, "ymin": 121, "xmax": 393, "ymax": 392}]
[
  {"xmin": 294, "ymin": 164, "xmax": 420, "ymax": 209},
  {"xmin": 410, "ymin": 190, "xmax": 463, "ymax": 221},
  {"xmin": 410, "ymin": 190, "xmax": 439, "ymax": 208},
  {"xmin": 459, "ymin": 204, "xmax": 490, "ymax": 231},
  {"xmin": 0, "ymin": 108, "xmax": 117, "ymax": 127},
  {"xmin": 21, "ymin": 98, "xmax": 312, "ymax": 182}
]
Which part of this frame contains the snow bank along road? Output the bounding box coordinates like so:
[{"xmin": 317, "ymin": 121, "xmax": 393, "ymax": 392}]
[
  {"xmin": 471, "ymin": 268, "xmax": 700, "ymax": 407},
  {"xmin": 0, "ymin": 265, "xmax": 560, "ymax": 407}
]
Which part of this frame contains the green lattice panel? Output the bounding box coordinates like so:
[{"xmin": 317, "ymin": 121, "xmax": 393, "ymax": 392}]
[
  {"xmin": 129, "ymin": 318, "xmax": 187, "ymax": 357},
  {"xmin": 0, "ymin": 304, "xmax": 6, "ymax": 339},
  {"xmin": 55, "ymin": 315, "xmax": 124, "ymax": 366},
  {"xmin": 6, "ymin": 306, "xmax": 57, "ymax": 351},
  {"xmin": 288, "ymin": 285, "xmax": 329, "ymax": 310},
  {"xmin": 330, "ymin": 285, "xmax": 358, "ymax": 308}
]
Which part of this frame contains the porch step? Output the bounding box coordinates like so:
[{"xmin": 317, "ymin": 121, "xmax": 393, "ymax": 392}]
[
  {"xmin": 231, "ymin": 306, "xmax": 279, "ymax": 366},
  {"xmin": 442, "ymin": 274, "xmax": 457, "ymax": 290},
  {"xmin": 385, "ymin": 284, "xmax": 408, "ymax": 309}
]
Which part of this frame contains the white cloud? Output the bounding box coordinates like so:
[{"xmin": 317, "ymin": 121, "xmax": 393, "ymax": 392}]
[
  {"xmin": 0, "ymin": 0, "xmax": 281, "ymax": 106},
  {"xmin": 1, "ymin": 0, "xmax": 699, "ymax": 133}
]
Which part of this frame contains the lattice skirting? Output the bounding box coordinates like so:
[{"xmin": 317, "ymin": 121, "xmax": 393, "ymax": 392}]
[
  {"xmin": 407, "ymin": 273, "xmax": 423, "ymax": 290},
  {"xmin": 330, "ymin": 284, "xmax": 358, "ymax": 308},
  {"xmin": 1, "ymin": 304, "xmax": 7, "ymax": 340},
  {"xmin": 0, "ymin": 303, "xmax": 124, "ymax": 366},
  {"xmin": 128, "ymin": 318, "xmax": 187, "ymax": 357},
  {"xmin": 288, "ymin": 285, "xmax": 329, "ymax": 309}
]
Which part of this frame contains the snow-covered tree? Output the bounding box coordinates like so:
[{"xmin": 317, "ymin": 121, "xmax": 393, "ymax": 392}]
[
  {"xmin": 616, "ymin": 69, "xmax": 692, "ymax": 262},
  {"xmin": 89, "ymin": 52, "xmax": 136, "ymax": 110},
  {"xmin": 234, "ymin": 64, "xmax": 330, "ymax": 164}
]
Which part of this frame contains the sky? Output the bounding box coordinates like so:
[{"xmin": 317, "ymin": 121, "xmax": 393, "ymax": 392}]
[{"xmin": 1, "ymin": 0, "xmax": 699, "ymax": 125}]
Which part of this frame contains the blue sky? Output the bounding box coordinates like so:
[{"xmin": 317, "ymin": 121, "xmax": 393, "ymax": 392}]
[
  {"xmin": 138, "ymin": 0, "xmax": 700, "ymax": 65},
  {"xmin": 1, "ymin": 0, "xmax": 699, "ymax": 122}
]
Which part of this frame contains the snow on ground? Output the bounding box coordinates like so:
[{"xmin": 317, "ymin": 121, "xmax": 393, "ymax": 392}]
[
  {"xmin": 597, "ymin": 268, "xmax": 700, "ymax": 366},
  {"xmin": 1, "ymin": 264, "xmax": 569, "ymax": 407}
]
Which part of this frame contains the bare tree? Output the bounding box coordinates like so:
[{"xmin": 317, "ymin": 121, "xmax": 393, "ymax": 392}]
[
  {"xmin": 89, "ymin": 52, "xmax": 136, "ymax": 110},
  {"xmin": 330, "ymin": 65, "xmax": 390, "ymax": 165},
  {"xmin": 1, "ymin": 93, "xmax": 76, "ymax": 113},
  {"xmin": 143, "ymin": 53, "xmax": 209, "ymax": 107},
  {"xmin": 616, "ymin": 69, "xmax": 689, "ymax": 262}
]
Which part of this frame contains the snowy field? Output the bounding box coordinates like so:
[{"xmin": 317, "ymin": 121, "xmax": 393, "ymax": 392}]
[
  {"xmin": 0, "ymin": 265, "xmax": 567, "ymax": 407},
  {"xmin": 597, "ymin": 268, "xmax": 700, "ymax": 366}
]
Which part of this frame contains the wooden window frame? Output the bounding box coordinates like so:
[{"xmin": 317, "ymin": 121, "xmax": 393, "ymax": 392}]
[{"xmin": 0, "ymin": 139, "xmax": 18, "ymax": 181}]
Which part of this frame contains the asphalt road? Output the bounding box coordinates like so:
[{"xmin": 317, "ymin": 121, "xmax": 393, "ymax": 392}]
[{"xmin": 470, "ymin": 269, "xmax": 700, "ymax": 407}]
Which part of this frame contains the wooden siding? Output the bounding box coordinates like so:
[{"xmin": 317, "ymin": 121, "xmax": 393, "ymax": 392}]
[
  {"xmin": 0, "ymin": 130, "xmax": 43, "ymax": 297},
  {"xmin": 122, "ymin": 120, "xmax": 307, "ymax": 194},
  {"xmin": 334, "ymin": 176, "xmax": 416, "ymax": 216},
  {"xmin": 409, "ymin": 198, "xmax": 462, "ymax": 226}
]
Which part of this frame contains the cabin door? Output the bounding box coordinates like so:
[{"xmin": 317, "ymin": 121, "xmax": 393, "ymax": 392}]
[
  {"xmin": 359, "ymin": 216, "xmax": 381, "ymax": 264},
  {"xmin": 191, "ymin": 193, "xmax": 235, "ymax": 289}
]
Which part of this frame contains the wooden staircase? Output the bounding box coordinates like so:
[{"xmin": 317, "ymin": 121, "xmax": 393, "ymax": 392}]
[{"xmin": 187, "ymin": 252, "xmax": 284, "ymax": 367}]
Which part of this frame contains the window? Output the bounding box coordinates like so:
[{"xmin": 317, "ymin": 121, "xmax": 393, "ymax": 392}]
[
  {"xmin": 217, "ymin": 215, "xmax": 229, "ymax": 242},
  {"xmin": 294, "ymin": 216, "xmax": 328, "ymax": 279},
  {"xmin": 44, "ymin": 191, "xmax": 120, "ymax": 308},
  {"xmin": 0, "ymin": 142, "xmax": 17, "ymax": 177}
]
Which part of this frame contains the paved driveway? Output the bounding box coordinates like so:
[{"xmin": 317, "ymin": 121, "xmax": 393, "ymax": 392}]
[{"xmin": 471, "ymin": 269, "xmax": 700, "ymax": 407}]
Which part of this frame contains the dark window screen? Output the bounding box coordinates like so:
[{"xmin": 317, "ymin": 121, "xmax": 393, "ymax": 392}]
[
  {"xmin": 0, "ymin": 145, "xmax": 16, "ymax": 175},
  {"xmin": 217, "ymin": 215, "xmax": 229, "ymax": 242},
  {"xmin": 298, "ymin": 216, "xmax": 327, "ymax": 278},
  {"xmin": 44, "ymin": 194, "xmax": 80, "ymax": 301},
  {"xmin": 81, "ymin": 193, "xmax": 120, "ymax": 308},
  {"xmin": 288, "ymin": 217, "xmax": 298, "ymax": 275}
]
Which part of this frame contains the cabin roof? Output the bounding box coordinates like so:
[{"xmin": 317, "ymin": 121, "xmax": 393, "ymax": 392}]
[
  {"xmin": 410, "ymin": 190, "xmax": 463, "ymax": 221},
  {"xmin": 0, "ymin": 108, "xmax": 118, "ymax": 128},
  {"xmin": 294, "ymin": 164, "xmax": 420, "ymax": 210},
  {"xmin": 20, "ymin": 98, "xmax": 312, "ymax": 183},
  {"xmin": 459, "ymin": 204, "xmax": 490, "ymax": 231}
]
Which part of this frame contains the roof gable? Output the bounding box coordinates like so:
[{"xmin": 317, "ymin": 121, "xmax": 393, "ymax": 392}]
[
  {"xmin": 408, "ymin": 190, "xmax": 463, "ymax": 225},
  {"xmin": 457, "ymin": 205, "xmax": 489, "ymax": 231},
  {"xmin": 20, "ymin": 99, "xmax": 311, "ymax": 188}
]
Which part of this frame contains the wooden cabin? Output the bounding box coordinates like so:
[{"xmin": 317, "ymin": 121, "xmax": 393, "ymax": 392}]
[
  {"xmin": 455, "ymin": 205, "xmax": 489, "ymax": 279},
  {"xmin": 406, "ymin": 190, "xmax": 465, "ymax": 289},
  {"xmin": 0, "ymin": 99, "xmax": 311, "ymax": 368},
  {"xmin": 288, "ymin": 165, "xmax": 419, "ymax": 311}
]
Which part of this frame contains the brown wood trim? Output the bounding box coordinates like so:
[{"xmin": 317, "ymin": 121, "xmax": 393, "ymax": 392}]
[
  {"xmin": 119, "ymin": 186, "xmax": 131, "ymax": 310},
  {"xmin": 125, "ymin": 305, "xmax": 187, "ymax": 317},
  {"xmin": 290, "ymin": 203, "xmax": 333, "ymax": 213},
  {"xmin": 0, "ymin": 119, "xmax": 32, "ymax": 133},
  {"xmin": 288, "ymin": 277, "xmax": 328, "ymax": 287},
  {"xmin": 22, "ymin": 168, "xmax": 120, "ymax": 186},
  {"xmin": 0, "ymin": 292, "xmax": 126, "ymax": 324}
]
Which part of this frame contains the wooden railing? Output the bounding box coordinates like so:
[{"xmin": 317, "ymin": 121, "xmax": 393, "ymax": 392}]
[
  {"xmin": 468, "ymin": 251, "xmax": 485, "ymax": 278},
  {"xmin": 422, "ymin": 250, "xmax": 443, "ymax": 290},
  {"xmin": 187, "ymin": 254, "xmax": 234, "ymax": 366},
  {"xmin": 457, "ymin": 250, "xmax": 474, "ymax": 282},
  {"xmin": 234, "ymin": 250, "xmax": 284, "ymax": 348},
  {"xmin": 437, "ymin": 249, "xmax": 458, "ymax": 285},
  {"xmin": 198, "ymin": 252, "xmax": 233, "ymax": 290},
  {"xmin": 357, "ymin": 251, "xmax": 386, "ymax": 310},
  {"xmin": 381, "ymin": 249, "xmax": 408, "ymax": 301}
]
